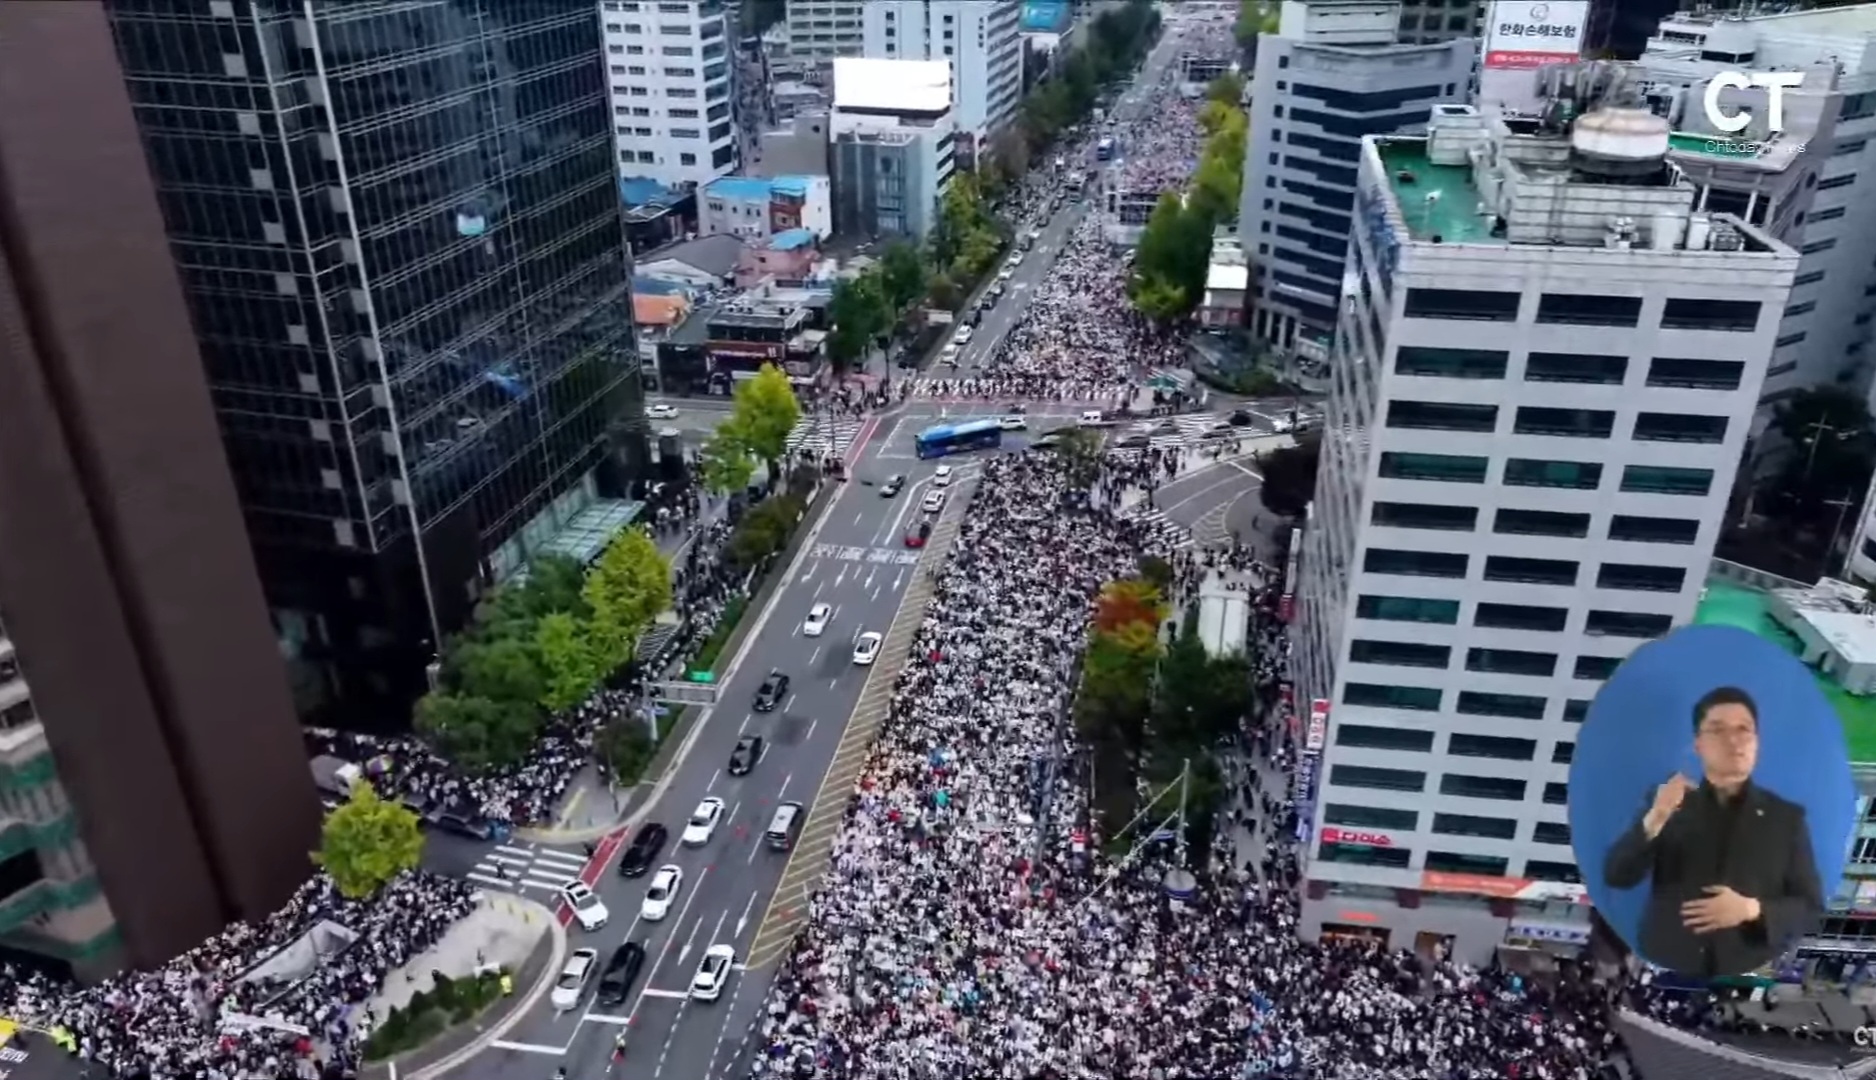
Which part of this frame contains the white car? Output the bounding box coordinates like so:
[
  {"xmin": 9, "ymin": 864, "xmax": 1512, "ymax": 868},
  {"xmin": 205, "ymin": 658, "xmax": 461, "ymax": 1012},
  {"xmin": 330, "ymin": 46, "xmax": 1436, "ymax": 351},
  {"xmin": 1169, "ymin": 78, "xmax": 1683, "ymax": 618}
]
[
  {"xmin": 941, "ymin": 343, "xmax": 961, "ymax": 364},
  {"xmin": 852, "ymin": 631, "xmax": 883, "ymax": 666},
  {"xmin": 996, "ymin": 267, "xmax": 1014, "ymax": 282},
  {"xmin": 932, "ymin": 465, "xmax": 953, "ymax": 487},
  {"xmin": 803, "ymin": 602, "xmax": 833, "ymax": 637},
  {"xmin": 640, "ymin": 864, "xmax": 685, "ymax": 921},
  {"xmin": 921, "ymin": 489, "xmax": 946, "ymax": 514},
  {"xmin": 953, "ymin": 326, "xmax": 974, "ymax": 345},
  {"xmin": 690, "ymin": 944, "xmax": 736, "ymax": 1002},
  {"xmin": 550, "ymin": 948, "xmax": 598, "ymax": 1011},
  {"xmin": 1008, "ymin": 250, "xmax": 1024, "ymax": 266},
  {"xmin": 682, "ymin": 796, "xmax": 726, "ymax": 846},
  {"xmin": 647, "ymin": 403, "xmax": 678, "ymax": 420},
  {"xmin": 559, "ymin": 880, "xmax": 609, "ymax": 931}
]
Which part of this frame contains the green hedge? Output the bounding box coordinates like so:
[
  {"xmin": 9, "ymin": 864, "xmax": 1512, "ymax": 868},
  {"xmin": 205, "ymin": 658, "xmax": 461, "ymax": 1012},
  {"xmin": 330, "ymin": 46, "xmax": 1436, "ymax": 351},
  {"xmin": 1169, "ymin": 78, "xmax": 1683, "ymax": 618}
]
[{"xmin": 363, "ymin": 968, "xmax": 509, "ymax": 1062}]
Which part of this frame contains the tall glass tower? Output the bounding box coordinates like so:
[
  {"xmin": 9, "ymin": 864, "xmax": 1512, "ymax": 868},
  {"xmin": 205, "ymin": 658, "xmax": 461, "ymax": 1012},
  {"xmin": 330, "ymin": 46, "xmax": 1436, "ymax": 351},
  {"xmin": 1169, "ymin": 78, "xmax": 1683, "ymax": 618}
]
[{"xmin": 106, "ymin": 0, "xmax": 645, "ymax": 723}]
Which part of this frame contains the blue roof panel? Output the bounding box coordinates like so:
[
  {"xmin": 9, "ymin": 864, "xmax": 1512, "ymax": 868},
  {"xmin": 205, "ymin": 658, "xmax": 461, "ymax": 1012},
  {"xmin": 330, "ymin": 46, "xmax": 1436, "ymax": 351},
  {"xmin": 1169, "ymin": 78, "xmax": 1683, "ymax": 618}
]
[
  {"xmin": 706, "ymin": 176, "xmax": 776, "ymax": 202},
  {"xmin": 771, "ymin": 228, "xmax": 816, "ymax": 251}
]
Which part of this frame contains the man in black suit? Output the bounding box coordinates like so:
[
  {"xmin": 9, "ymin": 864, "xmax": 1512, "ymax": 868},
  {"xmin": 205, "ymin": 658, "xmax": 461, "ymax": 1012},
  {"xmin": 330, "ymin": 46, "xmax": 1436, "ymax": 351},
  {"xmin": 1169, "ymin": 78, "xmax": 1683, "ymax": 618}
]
[{"xmin": 1603, "ymin": 685, "xmax": 1823, "ymax": 978}]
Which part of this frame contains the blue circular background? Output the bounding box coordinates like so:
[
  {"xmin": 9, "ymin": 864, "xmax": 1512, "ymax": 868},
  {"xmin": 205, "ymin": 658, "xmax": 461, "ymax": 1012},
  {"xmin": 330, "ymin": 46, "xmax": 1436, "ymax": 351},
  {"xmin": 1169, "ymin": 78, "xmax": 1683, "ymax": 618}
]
[{"xmin": 1568, "ymin": 623, "xmax": 1856, "ymax": 971}]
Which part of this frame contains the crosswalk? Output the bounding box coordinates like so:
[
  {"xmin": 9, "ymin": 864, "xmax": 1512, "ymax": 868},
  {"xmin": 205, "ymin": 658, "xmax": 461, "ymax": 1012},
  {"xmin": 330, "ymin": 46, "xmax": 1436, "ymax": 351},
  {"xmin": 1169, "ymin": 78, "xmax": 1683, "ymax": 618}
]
[
  {"xmin": 1112, "ymin": 413, "xmax": 1230, "ymax": 451},
  {"xmin": 783, "ymin": 416, "xmax": 868, "ymax": 459},
  {"xmin": 1118, "ymin": 504, "xmax": 1196, "ymax": 552},
  {"xmin": 467, "ymin": 843, "xmax": 589, "ymax": 893}
]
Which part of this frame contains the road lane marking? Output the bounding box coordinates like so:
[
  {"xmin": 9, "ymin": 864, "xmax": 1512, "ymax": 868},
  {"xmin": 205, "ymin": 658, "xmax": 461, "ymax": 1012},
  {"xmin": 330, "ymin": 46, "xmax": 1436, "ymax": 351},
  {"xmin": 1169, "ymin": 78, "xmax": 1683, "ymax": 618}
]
[
  {"xmin": 633, "ymin": 988, "xmax": 692, "ymax": 1001},
  {"xmin": 489, "ymin": 1040, "xmax": 567, "ymax": 1055},
  {"xmin": 736, "ymin": 712, "xmax": 748, "ymax": 736},
  {"xmin": 466, "ymin": 871, "xmax": 509, "ymax": 888},
  {"xmin": 809, "ymin": 644, "xmax": 820, "ymax": 665},
  {"xmin": 630, "ymin": 865, "xmax": 711, "ymax": 1022},
  {"xmin": 487, "ymin": 852, "xmax": 531, "ymax": 866},
  {"xmin": 705, "ymin": 767, "xmax": 720, "ymax": 791}
]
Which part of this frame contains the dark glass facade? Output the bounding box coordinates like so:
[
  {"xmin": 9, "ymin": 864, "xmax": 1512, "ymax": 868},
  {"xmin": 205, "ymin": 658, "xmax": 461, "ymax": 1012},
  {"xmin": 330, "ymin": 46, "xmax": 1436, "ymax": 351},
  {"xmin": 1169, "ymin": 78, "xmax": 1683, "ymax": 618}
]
[{"xmin": 106, "ymin": 0, "xmax": 645, "ymax": 724}]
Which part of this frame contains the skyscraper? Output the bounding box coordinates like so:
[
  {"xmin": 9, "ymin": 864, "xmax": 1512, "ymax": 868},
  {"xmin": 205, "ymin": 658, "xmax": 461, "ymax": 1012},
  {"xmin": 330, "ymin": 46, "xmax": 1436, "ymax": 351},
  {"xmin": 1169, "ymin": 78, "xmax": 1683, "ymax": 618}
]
[
  {"xmin": 600, "ymin": 0, "xmax": 741, "ymax": 188},
  {"xmin": 1291, "ymin": 104, "xmax": 1798, "ymax": 963},
  {"xmin": 105, "ymin": 0, "xmax": 646, "ymax": 723},
  {"xmin": 0, "ymin": 1, "xmax": 319, "ymax": 978}
]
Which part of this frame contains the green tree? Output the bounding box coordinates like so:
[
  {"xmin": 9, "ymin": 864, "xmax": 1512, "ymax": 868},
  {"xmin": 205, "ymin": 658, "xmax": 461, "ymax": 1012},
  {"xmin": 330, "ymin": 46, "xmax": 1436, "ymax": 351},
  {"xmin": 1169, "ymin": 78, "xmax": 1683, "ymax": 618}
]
[
  {"xmin": 475, "ymin": 555, "xmax": 588, "ymax": 638},
  {"xmin": 877, "ymin": 240, "xmax": 929, "ymax": 313},
  {"xmin": 1056, "ymin": 427, "xmax": 1106, "ymax": 488},
  {"xmin": 927, "ymin": 271, "xmax": 964, "ymax": 312},
  {"xmin": 1207, "ymin": 73, "xmax": 1246, "ymax": 107},
  {"xmin": 1130, "ymin": 194, "xmax": 1214, "ymax": 323},
  {"xmin": 1259, "ymin": 431, "xmax": 1323, "ymax": 517},
  {"xmin": 533, "ymin": 611, "xmax": 607, "ymax": 713},
  {"xmin": 416, "ymin": 691, "xmax": 539, "ymax": 772},
  {"xmin": 728, "ymin": 494, "xmax": 805, "ymax": 569},
  {"xmin": 452, "ymin": 636, "xmax": 547, "ymax": 714},
  {"xmin": 730, "ymin": 363, "xmax": 803, "ymax": 472},
  {"xmin": 699, "ymin": 418, "xmax": 758, "ymax": 495},
  {"xmin": 596, "ymin": 718, "xmax": 657, "ymax": 786},
  {"xmin": 582, "ymin": 526, "xmax": 672, "ymax": 671},
  {"xmin": 827, "ymin": 273, "xmax": 890, "ymax": 369},
  {"xmin": 313, "ymin": 781, "xmax": 425, "ymax": 899}
]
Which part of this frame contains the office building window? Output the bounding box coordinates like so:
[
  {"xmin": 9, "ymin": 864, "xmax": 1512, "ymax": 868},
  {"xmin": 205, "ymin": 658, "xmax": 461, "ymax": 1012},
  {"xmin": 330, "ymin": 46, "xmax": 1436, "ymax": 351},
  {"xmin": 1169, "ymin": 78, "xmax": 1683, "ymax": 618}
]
[
  {"xmin": 1349, "ymin": 639, "xmax": 1451, "ymax": 669},
  {"xmin": 1371, "ymin": 502, "xmax": 1479, "ymax": 531},
  {"xmin": 1574, "ymin": 656, "xmax": 1621, "ymax": 680},
  {"xmin": 1484, "ymin": 556, "xmax": 1578, "ymax": 586},
  {"xmin": 1621, "ymin": 465, "xmax": 1713, "ymax": 496},
  {"xmin": 1324, "ymin": 803, "xmax": 1418, "ymax": 830},
  {"xmin": 1355, "ymin": 595, "xmax": 1460, "ymax": 624},
  {"xmin": 1432, "ymin": 813, "xmax": 1519, "ymax": 840},
  {"xmin": 1542, "ymin": 783, "xmax": 1569, "ymax": 806},
  {"xmin": 1608, "ymin": 515, "xmax": 1699, "ymax": 545},
  {"xmin": 1386, "ymin": 401, "xmax": 1498, "ymax": 433},
  {"xmin": 1378, "ymin": 452, "xmax": 1489, "ymax": 483},
  {"xmin": 1403, "ymin": 288, "xmax": 1520, "ymax": 320},
  {"xmin": 1363, "ymin": 548, "xmax": 1467, "ymax": 579},
  {"xmin": 1449, "ymin": 734, "xmax": 1538, "ymax": 761},
  {"xmin": 1646, "ymin": 357, "xmax": 1744, "ymax": 390},
  {"xmin": 1551, "ymin": 742, "xmax": 1576, "ymax": 766},
  {"xmin": 1514, "ymin": 407, "xmax": 1616, "ymax": 438},
  {"xmin": 1526, "ymin": 859, "xmax": 1582, "ymax": 882},
  {"xmin": 1585, "ymin": 610, "xmax": 1673, "ymax": 638},
  {"xmin": 1342, "ymin": 682, "xmax": 1442, "ymax": 711},
  {"xmin": 1326, "ymin": 763, "xmax": 1433, "ymax": 800},
  {"xmin": 1438, "ymin": 774, "xmax": 1526, "ymax": 801},
  {"xmin": 1319, "ymin": 842, "xmax": 1413, "ymax": 868},
  {"xmin": 1466, "ymin": 648, "xmax": 1557, "ymax": 678},
  {"xmin": 1394, "ymin": 346, "xmax": 1508, "ymax": 379},
  {"xmin": 1334, "ymin": 724, "xmax": 1436, "ymax": 752},
  {"xmin": 1563, "ymin": 699, "xmax": 1590, "ymax": 723},
  {"xmin": 1597, "ymin": 563, "xmax": 1687, "ymax": 593},
  {"xmin": 1634, "ymin": 412, "xmax": 1728, "ymax": 443},
  {"xmin": 1456, "ymin": 691, "xmax": 1547, "ymax": 720},
  {"xmin": 1535, "ymin": 293, "xmax": 1642, "ymax": 327},
  {"xmin": 1502, "ymin": 458, "xmax": 1602, "ymax": 490},
  {"xmin": 1524, "ymin": 352, "xmax": 1627, "ymax": 384},
  {"xmin": 1660, "ymin": 297, "xmax": 1761, "ymax": 331},
  {"xmin": 1474, "ymin": 602, "xmax": 1568, "ymax": 632},
  {"xmin": 1493, "ymin": 509, "xmax": 1590, "ymax": 538}
]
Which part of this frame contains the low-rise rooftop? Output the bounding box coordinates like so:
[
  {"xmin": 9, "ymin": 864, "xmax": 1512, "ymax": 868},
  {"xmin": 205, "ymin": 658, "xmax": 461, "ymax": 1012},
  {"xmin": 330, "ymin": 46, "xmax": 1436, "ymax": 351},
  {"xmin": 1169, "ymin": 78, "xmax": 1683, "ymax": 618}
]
[{"xmin": 706, "ymin": 177, "xmax": 774, "ymax": 202}]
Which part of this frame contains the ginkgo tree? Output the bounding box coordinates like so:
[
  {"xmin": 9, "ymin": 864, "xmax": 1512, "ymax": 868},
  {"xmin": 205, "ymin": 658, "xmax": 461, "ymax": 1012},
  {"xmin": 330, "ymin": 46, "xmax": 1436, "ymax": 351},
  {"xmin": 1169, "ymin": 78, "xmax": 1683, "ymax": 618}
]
[
  {"xmin": 314, "ymin": 782, "xmax": 425, "ymax": 899},
  {"xmin": 581, "ymin": 526, "xmax": 672, "ymax": 672}
]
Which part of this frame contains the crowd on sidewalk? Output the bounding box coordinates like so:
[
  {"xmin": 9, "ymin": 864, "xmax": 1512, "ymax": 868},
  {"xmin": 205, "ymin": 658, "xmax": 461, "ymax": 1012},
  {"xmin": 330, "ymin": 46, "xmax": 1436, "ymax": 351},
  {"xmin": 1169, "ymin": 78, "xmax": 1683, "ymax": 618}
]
[{"xmin": 0, "ymin": 871, "xmax": 475, "ymax": 1080}]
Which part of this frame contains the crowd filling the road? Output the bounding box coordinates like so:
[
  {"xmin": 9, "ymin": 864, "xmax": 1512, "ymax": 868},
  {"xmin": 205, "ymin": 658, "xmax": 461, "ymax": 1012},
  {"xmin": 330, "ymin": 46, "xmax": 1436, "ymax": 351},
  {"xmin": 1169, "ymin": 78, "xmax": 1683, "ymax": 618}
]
[{"xmin": 0, "ymin": 870, "xmax": 474, "ymax": 1079}]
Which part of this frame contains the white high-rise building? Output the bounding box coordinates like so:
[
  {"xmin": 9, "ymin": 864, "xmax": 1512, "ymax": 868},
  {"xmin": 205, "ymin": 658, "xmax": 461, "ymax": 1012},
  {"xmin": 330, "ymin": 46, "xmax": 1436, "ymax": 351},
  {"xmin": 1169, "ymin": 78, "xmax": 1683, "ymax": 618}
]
[
  {"xmin": 601, "ymin": 0, "xmax": 739, "ymax": 188},
  {"xmin": 1291, "ymin": 104, "xmax": 1798, "ymax": 964},
  {"xmin": 784, "ymin": 0, "xmax": 866, "ymax": 70},
  {"xmin": 861, "ymin": 0, "xmax": 1024, "ymax": 165}
]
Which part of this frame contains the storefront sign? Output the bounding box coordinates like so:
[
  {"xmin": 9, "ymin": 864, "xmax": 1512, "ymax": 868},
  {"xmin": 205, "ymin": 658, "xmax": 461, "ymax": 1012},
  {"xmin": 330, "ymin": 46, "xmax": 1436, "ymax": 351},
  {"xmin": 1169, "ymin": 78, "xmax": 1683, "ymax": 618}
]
[
  {"xmin": 1420, "ymin": 871, "xmax": 1589, "ymax": 903},
  {"xmin": 1320, "ymin": 827, "xmax": 1393, "ymax": 847},
  {"xmin": 1507, "ymin": 922, "xmax": 1590, "ymax": 944},
  {"xmin": 1303, "ymin": 699, "xmax": 1329, "ymax": 753},
  {"xmin": 707, "ymin": 341, "xmax": 784, "ymax": 361}
]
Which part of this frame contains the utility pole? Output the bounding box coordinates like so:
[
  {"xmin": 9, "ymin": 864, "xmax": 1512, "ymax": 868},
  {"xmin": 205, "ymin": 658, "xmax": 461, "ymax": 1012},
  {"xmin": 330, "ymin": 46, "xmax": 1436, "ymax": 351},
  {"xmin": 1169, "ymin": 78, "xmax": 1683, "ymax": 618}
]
[
  {"xmin": 1803, "ymin": 418, "xmax": 1852, "ymax": 486},
  {"xmin": 1174, "ymin": 757, "xmax": 1191, "ymax": 869},
  {"xmin": 1824, "ymin": 491, "xmax": 1858, "ymax": 577}
]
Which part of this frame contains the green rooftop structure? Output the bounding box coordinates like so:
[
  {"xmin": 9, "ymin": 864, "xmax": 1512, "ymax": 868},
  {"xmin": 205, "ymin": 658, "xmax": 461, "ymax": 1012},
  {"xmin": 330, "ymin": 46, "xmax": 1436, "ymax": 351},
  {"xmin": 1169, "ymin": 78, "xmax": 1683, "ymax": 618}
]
[{"xmin": 1694, "ymin": 568, "xmax": 1876, "ymax": 764}]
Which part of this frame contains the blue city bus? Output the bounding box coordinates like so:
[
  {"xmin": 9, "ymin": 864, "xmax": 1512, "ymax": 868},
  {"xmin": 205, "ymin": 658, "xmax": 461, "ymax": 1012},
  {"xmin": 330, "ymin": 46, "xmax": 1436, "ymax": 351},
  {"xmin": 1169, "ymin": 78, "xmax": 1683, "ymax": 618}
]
[
  {"xmin": 915, "ymin": 419, "xmax": 1003, "ymax": 459},
  {"xmin": 1096, "ymin": 137, "xmax": 1116, "ymax": 161}
]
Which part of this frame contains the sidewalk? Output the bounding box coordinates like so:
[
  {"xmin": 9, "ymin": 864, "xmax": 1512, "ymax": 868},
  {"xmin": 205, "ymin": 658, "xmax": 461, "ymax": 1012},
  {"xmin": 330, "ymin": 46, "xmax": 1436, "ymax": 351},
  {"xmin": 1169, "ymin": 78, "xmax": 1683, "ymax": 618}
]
[
  {"xmin": 1113, "ymin": 435, "xmax": 1293, "ymax": 515},
  {"xmin": 360, "ymin": 892, "xmax": 565, "ymax": 1080}
]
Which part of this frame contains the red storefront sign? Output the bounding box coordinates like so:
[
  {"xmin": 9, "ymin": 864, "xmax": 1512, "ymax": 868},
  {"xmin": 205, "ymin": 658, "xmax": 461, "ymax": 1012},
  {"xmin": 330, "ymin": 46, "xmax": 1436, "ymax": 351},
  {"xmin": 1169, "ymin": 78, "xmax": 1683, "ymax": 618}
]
[{"xmin": 1320, "ymin": 827, "xmax": 1393, "ymax": 847}]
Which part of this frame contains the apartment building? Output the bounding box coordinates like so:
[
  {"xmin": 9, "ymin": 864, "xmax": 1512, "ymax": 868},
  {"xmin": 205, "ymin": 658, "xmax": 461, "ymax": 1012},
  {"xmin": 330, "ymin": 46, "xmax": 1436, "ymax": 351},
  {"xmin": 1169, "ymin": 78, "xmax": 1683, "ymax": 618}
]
[
  {"xmin": 862, "ymin": 0, "xmax": 1024, "ymax": 167},
  {"xmin": 830, "ymin": 57, "xmax": 956, "ymax": 239},
  {"xmin": 784, "ymin": 0, "xmax": 866, "ymax": 70},
  {"xmin": 1291, "ymin": 103, "xmax": 1798, "ymax": 964},
  {"xmin": 1240, "ymin": 0, "xmax": 1473, "ymax": 361},
  {"xmin": 602, "ymin": 0, "xmax": 740, "ymax": 187}
]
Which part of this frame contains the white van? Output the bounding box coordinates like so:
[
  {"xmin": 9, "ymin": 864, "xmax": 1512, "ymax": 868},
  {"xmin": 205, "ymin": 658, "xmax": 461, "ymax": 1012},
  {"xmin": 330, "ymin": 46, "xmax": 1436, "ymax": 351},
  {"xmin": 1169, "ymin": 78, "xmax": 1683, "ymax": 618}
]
[
  {"xmin": 1077, "ymin": 410, "xmax": 1108, "ymax": 427},
  {"xmin": 766, "ymin": 802, "xmax": 804, "ymax": 851}
]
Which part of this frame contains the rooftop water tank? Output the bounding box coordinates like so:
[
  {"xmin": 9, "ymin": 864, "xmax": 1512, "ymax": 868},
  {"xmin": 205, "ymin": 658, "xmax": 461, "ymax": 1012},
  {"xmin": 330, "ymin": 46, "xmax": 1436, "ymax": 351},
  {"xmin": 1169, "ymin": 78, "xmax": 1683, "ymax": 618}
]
[{"xmin": 1570, "ymin": 108, "xmax": 1672, "ymax": 181}]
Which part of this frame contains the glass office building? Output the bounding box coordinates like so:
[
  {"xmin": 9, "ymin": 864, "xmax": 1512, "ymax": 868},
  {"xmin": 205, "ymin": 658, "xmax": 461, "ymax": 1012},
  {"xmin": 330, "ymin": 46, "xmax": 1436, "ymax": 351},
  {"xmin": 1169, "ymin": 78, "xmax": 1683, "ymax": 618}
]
[{"xmin": 106, "ymin": 0, "xmax": 645, "ymax": 722}]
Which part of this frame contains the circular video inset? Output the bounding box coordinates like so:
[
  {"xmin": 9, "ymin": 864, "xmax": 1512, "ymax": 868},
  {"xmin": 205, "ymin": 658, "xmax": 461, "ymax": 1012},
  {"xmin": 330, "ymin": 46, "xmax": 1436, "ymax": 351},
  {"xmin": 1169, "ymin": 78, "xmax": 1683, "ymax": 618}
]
[{"xmin": 1568, "ymin": 623, "xmax": 1854, "ymax": 978}]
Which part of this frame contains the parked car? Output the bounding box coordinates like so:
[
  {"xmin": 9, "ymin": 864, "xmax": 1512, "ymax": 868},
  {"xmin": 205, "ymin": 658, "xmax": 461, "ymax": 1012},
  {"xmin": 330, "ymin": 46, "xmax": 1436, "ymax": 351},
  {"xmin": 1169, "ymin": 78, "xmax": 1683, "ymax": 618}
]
[{"xmin": 646, "ymin": 403, "xmax": 678, "ymax": 420}]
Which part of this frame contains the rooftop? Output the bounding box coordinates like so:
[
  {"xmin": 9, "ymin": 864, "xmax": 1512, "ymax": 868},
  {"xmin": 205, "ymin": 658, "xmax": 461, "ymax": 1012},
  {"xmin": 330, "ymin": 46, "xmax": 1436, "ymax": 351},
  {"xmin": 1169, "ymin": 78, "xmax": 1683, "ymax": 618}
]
[
  {"xmin": 832, "ymin": 57, "xmax": 951, "ymax": 114},
  {"xmin": 706, "ymin": 176, "xmax": 774, "ymax": 202},
  {"xmin": 770, "ymin": 175, "xmax": 812, "ymax": 197},
  {"xmin": 770, "ymin": 227, "xmax": 816, "ymax": 251},
  {"xmin": 619, "ymin": 176, "xmax": 681, "ymax": 208},
  {"xmin": 1694, "ymin": 575, "xmax": 1876, "ymax": 763},
  {"xmin": 1376, "ymin": 139, "xmax": 1497, "ymax": 244}
]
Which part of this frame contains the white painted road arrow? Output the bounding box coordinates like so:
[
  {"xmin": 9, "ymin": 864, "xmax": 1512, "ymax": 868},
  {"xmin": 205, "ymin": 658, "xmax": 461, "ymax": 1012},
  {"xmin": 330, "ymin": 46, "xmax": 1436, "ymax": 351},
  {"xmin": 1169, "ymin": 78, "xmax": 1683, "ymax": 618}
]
[
  {"xmin": 678, "ymin": 913, "xmax": 702, "ymax": 964},
  {"xmin": 735, "ymin": 890, "xmax": 760, "ymax": 938}
]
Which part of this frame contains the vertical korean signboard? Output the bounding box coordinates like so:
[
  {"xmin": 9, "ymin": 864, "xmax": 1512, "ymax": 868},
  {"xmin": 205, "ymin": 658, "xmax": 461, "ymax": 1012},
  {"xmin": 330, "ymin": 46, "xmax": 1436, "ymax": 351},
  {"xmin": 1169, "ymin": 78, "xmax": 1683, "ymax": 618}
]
[
  {"xmin": 1479, "ymin": 1, "xmax": 1589, "ymax": 117},
  {"xmin": 1294, "ymin": 698, "xmax": 1329, "ymax": 842}
]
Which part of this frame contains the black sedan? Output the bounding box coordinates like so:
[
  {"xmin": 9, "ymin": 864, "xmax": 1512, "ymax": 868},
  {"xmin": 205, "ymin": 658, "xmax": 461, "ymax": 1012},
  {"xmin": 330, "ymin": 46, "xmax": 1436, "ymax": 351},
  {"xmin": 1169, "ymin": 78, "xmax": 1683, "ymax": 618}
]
[
  {"xmin": 753, "ymin": 671, "xmax": 790, "ymax": 712},
  {"xmin": 616, "ymin": 822, "xmax": 669, "ymax": 877},
  {"xmin": 880, "ymin": 475, "xmax": 906, "ymax": 497},
  {"xmin": 596, "ymin": 942, "xmax": 647, "ymax": 1006},
  {"xmin": 728, "ymin": 735, "xmax": 766, "ymax": 776},
  {"xmin": 1228, "ymin": 409, "xmax": 1255, "ymax": 427}
]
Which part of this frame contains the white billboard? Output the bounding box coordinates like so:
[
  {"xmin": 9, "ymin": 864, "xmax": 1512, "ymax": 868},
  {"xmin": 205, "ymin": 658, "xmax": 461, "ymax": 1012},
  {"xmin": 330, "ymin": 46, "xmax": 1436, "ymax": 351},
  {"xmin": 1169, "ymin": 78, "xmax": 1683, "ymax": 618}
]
[
  {"xmin": 1480, "ymin": 0, "xmax": 1589, "ymax": 115},
  {"xmin": 1483, "ymin": 0, "xmax": 1588, "ymax": 71}
]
